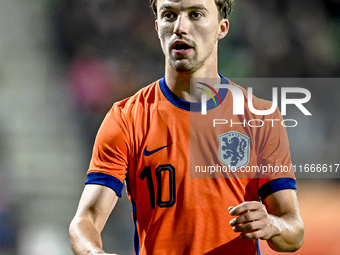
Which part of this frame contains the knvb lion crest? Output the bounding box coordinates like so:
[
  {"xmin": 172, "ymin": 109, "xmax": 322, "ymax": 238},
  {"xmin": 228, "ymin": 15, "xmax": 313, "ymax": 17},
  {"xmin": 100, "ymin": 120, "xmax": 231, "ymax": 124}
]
[{"xmin": 218, "ymin": 131, "xmax": 250, "ymax": 171}]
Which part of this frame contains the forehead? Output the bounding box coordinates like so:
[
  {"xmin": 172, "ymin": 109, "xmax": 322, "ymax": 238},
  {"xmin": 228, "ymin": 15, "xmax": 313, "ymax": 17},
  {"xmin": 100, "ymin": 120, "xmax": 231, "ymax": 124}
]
[{"xmin": 157, "ymin": 0, "xmax": 217, "ymax": 12}]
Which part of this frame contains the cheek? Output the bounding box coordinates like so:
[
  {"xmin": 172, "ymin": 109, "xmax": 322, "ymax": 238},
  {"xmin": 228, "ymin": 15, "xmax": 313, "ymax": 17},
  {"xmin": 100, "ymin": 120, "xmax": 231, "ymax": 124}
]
[
  {"xmin": 158, "ymin": 25, "xmax": 173, "ymax": 45},
  {"xmin": 194, "ymin": 28, "xmax": 218, "ymax": 48},
  {"xmin": 193, "ymin": 22, "xmax": 219, "ymax": 41},
  {"xmin": 158, "ymin": 22, "xmax": 173, "ymax": 36}
]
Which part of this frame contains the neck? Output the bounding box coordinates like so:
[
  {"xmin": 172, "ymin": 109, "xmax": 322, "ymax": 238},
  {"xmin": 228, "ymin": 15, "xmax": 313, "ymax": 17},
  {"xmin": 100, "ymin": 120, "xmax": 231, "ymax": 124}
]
[{"xmin": 164, "ymin": 54, "xmax": 220, "ymax": 102}]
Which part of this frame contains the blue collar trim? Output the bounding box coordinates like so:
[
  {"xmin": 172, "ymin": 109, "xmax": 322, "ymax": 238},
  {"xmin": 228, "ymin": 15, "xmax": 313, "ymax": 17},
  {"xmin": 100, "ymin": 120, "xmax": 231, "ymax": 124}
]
[{"xmin": 159, "ymin": 74, "xmax": 229, "ymax": 112}]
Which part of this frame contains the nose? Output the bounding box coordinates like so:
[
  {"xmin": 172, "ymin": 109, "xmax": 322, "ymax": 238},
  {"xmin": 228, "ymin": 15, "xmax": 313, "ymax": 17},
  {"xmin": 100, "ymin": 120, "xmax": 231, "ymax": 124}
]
[{"xmin": 173, "ymin": 14, "xmax": 188, "ymax": 36}]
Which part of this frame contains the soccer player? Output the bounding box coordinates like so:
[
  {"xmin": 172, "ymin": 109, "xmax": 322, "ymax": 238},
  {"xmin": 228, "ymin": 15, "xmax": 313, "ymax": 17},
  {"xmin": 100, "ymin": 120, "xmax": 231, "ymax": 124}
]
[{"xmin": 69, "ymin": 0, "xmax": 304, "ymax": 254}]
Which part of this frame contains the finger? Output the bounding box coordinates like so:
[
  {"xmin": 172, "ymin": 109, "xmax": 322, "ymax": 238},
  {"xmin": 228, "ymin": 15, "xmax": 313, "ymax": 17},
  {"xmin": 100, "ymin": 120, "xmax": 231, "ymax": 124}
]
[
  {"xmin": 240, "ymin": 229, "xmax": 267, "ymax": 240},
  {"xmin": 229, "ymin": 201, "xmax": 263, "ymax": 216},
  {"xmin": 229, "ymin": 210, "xmax": 265, "ymax": 226},
  {"xmin": 232, "ymin": 219, "xmax": 266, "ymax": 233}
]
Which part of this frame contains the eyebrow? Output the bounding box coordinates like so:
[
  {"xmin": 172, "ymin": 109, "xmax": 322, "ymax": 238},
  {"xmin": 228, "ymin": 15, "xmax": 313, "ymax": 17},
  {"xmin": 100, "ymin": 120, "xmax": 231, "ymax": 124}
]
[{"xmin": 159, "ymin": 4, "xmax": 209, "ymax": 13}]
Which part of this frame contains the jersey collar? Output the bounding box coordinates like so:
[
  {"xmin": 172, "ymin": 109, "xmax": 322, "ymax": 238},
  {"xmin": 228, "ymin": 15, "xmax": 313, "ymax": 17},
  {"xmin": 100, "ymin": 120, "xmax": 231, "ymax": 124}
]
[{"xmin": 159, "ymin": 74, "xmax": 229, "ymax": 112}]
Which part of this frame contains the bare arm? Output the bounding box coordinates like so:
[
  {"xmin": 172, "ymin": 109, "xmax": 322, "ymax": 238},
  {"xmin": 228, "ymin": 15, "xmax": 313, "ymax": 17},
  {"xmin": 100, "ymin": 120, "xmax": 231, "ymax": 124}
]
[
  {"xmin": 69, "ymin": 184, "xmax": 119, "ymax": 255},
  {"xmin": 229, "ymin": 189, "xmax": 304, "ymax": 252},
  {"xmin": 263, "ymin": 189, "xmax": 304, "ymax": 252}
]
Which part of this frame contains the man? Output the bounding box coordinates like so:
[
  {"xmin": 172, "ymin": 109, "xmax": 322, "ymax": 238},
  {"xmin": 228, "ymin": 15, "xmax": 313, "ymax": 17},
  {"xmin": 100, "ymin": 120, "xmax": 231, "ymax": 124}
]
[{"xmin": 69, "ymin": 0, "xmax": 304, "ymax": 254}]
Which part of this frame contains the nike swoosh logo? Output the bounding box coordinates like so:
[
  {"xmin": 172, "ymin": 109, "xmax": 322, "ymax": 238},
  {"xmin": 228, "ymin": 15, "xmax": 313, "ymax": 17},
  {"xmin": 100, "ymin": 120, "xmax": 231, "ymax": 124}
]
[{"xmin": 143, "ymin": 142, "xmax": 173, "ymax": 156}]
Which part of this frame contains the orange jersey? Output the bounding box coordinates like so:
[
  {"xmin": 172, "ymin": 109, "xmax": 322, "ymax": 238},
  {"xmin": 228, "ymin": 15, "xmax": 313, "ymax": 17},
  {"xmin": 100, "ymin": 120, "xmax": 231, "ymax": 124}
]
[{"xmin": 86, "ymin": 76, "xmax": 296, "ymax": 255}]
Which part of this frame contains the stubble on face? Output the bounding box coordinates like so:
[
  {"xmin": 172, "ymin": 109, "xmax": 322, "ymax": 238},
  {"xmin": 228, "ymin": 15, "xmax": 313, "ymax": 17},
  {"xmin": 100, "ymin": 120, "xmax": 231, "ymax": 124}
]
[
  {"xmin": 167, "ymin": 35, "xmax": 217, "ymax": 74},
  {"xmin": 157, "ymin": 0, "xmax": 222, "ymax": 74}
]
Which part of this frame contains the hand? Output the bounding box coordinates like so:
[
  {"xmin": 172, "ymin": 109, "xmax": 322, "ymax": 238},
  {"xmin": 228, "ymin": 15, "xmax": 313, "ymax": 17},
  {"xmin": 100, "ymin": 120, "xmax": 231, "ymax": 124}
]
[{"xmin": 229, "ymin": 201, "xmax": 280, "ymax": 240}]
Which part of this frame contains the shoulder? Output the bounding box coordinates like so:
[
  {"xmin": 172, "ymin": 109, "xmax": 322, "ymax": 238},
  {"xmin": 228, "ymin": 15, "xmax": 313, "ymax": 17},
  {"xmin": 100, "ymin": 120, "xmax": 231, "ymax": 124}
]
[
  {"xmin": 227, "ymin": 79, "xmax": 281, "ymax": 115},
  {"xmin": 109, "ymin": 79, "xmax": 161, "ymax": 119},
  {"xmin": 93, "ymin": 80, "xmax": 161, "ymax": 152}
]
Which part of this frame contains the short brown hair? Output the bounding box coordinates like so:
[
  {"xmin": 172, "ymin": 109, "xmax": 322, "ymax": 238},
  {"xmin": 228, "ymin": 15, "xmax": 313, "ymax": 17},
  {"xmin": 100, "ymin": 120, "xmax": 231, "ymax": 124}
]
[{"xmin": 150, "ymin": 0, "xmax": 234, "ymax": 20}]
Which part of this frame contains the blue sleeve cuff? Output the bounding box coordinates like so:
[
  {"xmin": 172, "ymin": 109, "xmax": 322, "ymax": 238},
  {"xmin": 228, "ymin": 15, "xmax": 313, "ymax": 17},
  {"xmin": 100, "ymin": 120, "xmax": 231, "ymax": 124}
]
[
  {"xmin": 85, "ymin": 172, "xmax": 124, "ymax": 197},
  {"xmin": 258, "ymin": 178, "xmax": 296, "ymax": 200}
]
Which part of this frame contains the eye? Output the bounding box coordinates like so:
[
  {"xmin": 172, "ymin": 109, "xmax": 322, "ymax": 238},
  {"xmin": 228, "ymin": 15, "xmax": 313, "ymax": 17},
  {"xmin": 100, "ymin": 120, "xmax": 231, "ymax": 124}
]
[
  {"xmin": 163, "ymin": 11, "xmax": 176, "ymax": 21},
  {"xmin": 190, "ymin": 11, "xmax": 203, "ymax": 20}
]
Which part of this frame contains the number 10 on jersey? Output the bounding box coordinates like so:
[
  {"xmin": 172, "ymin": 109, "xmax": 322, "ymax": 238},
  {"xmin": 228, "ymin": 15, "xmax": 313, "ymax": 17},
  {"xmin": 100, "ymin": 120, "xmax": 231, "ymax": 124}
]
[{"xmin": 139, "ymin": 164, "xmax": 176, "ymax": 209}]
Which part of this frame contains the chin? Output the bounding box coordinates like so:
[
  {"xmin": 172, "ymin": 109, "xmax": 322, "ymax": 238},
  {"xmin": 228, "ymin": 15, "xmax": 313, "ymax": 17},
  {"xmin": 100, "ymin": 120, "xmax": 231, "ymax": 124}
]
[
  {"xmin": 169, "ymin": 59, "xmax": 202, "ymax": 74},
  {"xmin": 173, "ymin": 64, "xmax": 195, "ymax": 73},
  {"xmin": 175, "ymin": 63, "xmax": 203, "ymax": 74}
]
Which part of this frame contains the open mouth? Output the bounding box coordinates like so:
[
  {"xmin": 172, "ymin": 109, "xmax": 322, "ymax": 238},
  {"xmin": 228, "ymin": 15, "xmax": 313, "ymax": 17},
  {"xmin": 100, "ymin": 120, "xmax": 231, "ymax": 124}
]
[
  {"xmin": 171, "ymin": 41, "xmax": 194, "ymax": 55},
  {"xmin": 173, "ymin": 43, "xmax": 192, "ymax": 50}
]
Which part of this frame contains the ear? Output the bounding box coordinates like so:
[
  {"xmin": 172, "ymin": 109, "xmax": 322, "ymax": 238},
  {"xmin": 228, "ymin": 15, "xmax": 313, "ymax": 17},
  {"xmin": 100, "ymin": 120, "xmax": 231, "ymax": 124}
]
[
  {"xmin": 217, "ymin": 19, "xmax": 229, "ymax": 40},
  {"xmin": 155, "ymin": 20, "xmax": 160, "ymax": 38}
]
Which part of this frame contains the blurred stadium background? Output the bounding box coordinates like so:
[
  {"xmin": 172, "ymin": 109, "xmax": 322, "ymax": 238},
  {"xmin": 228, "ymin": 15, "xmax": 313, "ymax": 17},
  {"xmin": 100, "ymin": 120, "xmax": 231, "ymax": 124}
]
[{"xmin": 0, "ymin": 0, "xmax": 339, "ymax": 254}]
